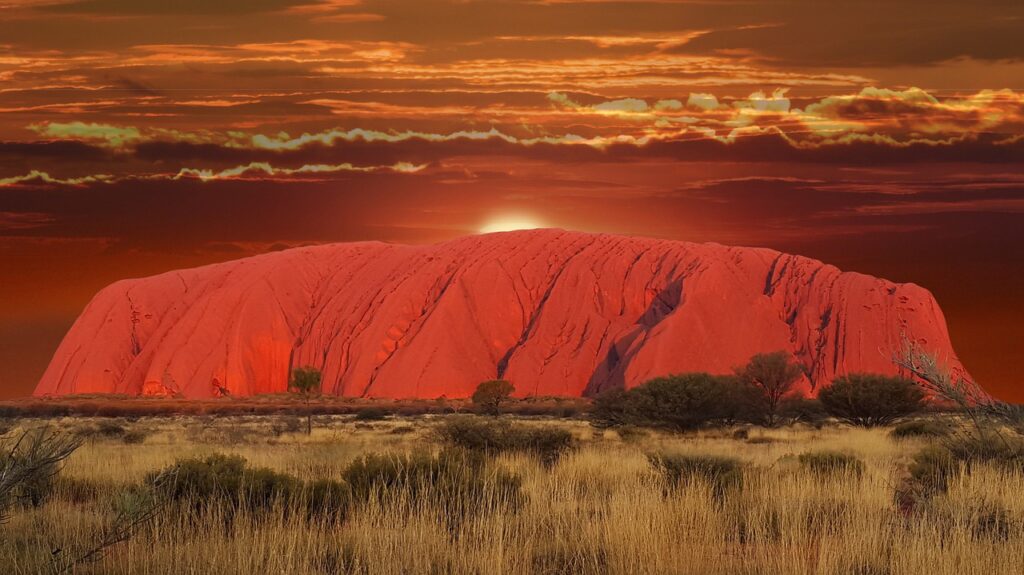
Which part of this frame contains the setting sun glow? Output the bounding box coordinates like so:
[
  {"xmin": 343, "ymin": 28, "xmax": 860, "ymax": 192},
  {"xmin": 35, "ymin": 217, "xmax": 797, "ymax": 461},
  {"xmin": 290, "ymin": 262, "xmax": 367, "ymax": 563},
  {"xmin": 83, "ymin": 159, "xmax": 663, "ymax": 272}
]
[{"xmin": 479, "ymin": 216, "xmax": 545, "ymax": 234}]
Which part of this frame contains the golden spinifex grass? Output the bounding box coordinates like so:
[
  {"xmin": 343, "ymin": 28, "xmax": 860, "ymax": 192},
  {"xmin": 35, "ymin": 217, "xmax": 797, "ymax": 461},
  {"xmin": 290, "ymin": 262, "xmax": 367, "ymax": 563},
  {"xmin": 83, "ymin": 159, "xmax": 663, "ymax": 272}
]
[{"xmin": 1, "ymin": 416, "xmax": 1022, "ymax": 574}]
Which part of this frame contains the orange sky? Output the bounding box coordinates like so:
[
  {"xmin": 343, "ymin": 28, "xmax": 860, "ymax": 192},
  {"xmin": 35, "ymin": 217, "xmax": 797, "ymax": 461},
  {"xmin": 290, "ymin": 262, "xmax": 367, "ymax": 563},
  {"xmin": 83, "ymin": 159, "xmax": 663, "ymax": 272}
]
[{"xmin": 1, "ymin": 0, "xmax": 1022, "ymax": 400}]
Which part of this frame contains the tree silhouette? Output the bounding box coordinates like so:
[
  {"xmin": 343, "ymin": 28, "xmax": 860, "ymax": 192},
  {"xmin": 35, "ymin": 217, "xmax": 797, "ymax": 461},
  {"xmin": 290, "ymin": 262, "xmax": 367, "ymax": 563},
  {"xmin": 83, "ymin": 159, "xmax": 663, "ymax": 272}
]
[{"xmin": 289, "ymin": 366, "xmax": 322, "ymax": 434}]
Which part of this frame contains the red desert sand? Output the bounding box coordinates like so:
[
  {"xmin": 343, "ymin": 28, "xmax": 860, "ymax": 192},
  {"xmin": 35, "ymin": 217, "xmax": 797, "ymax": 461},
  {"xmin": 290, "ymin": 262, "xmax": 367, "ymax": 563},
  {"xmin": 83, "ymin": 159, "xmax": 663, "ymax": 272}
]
[{"xmin": 35, "ymin": 229, "xmax": 967, "ymax": 399}]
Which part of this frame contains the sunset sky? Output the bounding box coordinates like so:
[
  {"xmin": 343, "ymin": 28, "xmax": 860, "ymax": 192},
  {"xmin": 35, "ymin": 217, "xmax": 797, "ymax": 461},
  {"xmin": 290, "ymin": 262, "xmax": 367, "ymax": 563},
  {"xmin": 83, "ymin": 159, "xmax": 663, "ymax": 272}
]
[{"xmin": 1, "ymin": 0, "xmax": 1022, "ymax": 400}]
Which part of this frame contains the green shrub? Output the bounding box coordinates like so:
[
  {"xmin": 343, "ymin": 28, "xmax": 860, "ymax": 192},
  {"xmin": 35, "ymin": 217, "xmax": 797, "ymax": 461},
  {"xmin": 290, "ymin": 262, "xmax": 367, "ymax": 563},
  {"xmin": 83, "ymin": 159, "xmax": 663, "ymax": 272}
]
[
  {"xmin": 819, "ymin": 374, "xmax": 925, "ymax": 427},
  {"xmin": 890, "ymin": 419, "xmax": 950, "ymax": 439},
  {"xmin": 647, "ymin": 453, "xmax": 743, "ymax": 496},
  {"xmin": 341, "ymin": 449, "xmax": 522, "ymax": 516},
  {"xmin": 798, "ymin": 451, "xmax": 865, "ymax": 477},
  {"xmin": 435, "ymin": 417, "xmax": 575, "ymax": 465},
  {"xmin": 149, "ymin": 453, "xmax": 349, "ymax": 520},
  {"xmin": 353, "ymin": 407, "xmax": 389, "ymax": 421}
]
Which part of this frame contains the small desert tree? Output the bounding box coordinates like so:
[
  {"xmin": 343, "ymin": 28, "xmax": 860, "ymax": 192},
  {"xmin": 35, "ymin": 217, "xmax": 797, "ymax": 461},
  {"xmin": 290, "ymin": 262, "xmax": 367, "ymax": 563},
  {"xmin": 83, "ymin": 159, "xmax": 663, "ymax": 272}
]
[
  {"xmin": 289, "ymin": 366, "xmax": 322, "ymax": 434},
  {"xmin": 818, "ymin": 373, "xmax": 926, "ymax": 427},
  {"xmin": 736, "ymin": 351, "xmax": 804, "ymax": 426},
  {"xmin": 472, "ymin": 380, "xmax": 515, "ymax": 416}
]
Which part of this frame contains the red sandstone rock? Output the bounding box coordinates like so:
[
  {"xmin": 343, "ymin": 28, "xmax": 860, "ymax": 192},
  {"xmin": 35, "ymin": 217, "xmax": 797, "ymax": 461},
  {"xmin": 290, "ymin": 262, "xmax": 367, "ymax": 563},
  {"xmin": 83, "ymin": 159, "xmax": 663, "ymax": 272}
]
[{"xmin": 34, "ymin": 230, "xmax": 968, "ymax": 399}]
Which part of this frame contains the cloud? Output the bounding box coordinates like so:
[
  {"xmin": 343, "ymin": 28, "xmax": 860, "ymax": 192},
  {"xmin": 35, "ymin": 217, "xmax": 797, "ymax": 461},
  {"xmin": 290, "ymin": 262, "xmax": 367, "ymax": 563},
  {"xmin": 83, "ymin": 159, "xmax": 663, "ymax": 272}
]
[
  {"xmin": 174, "ymin": 161, "xmax": 425, "ymax": 181},
  {"xmin": 686, "ymin": 93, "xmax": 720, "ymax": 110},
  {"xmin": 0, "ymin": 170, "xmax": 115, "ymax": 186},
  {"xmin": 27, "ymin": 122, "xmax": 142, "ymax": 148}
]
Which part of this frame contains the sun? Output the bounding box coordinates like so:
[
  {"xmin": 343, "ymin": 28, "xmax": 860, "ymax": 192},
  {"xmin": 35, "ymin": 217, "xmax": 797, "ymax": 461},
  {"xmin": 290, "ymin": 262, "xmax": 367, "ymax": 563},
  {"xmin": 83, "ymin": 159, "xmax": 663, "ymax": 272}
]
[{"xmin": 478, "ymin": 215, "xmax": 545, "ymax": 234}]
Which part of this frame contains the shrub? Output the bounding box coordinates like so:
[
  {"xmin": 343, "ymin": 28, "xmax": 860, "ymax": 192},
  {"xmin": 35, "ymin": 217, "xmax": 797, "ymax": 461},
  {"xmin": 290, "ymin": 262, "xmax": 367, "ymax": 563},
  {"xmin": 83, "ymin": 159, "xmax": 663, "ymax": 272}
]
[
  {"xmin": 149, "ymin": 453, "xmax": 349, "ymax": 520},
  {"xmin": 353, "ymin": 407, "xmax": 389, "ymax": 422},
  {"xmin": 778, "ymin": 397, "xmax": 827, "ymax": 427},
  {"xmin": 435, "ymin": 417, "xmax": 575, "ymax": 466},
  {"xmin": 819, "ymin": 374, "xmax": 925, "ymax": 427},
  {"xmin": 614, "ymin": 426, "xmax": 648, "ymax": 442},
  {"xmin": 471, "ymin": 380, "xmax": 515, "ymax": 416},
  {"xmin": 799, "ymin": 451, "xmax": 865, "ymax": 477},
  {"xmin": 944, "ymin": 435, "xmax": 1024, "ymax": 471},
  {"xmin": 590, "ymin": 388, "xmax": 638, "ymax": 429},
  {"xmin": 121, "ymin": 430, "xmax": 149, "ymax": 444},
  {"xmin": 302, "ymin": 479, "xmax": 352, "ymax": 520},
  {"xmin": 0, "ymin": 427, "xmax": 81, "ymax": 515},
  {"xmin": 95, "ymin": 420, "xmax": 127, "ymax": 437},
  {"xmin": 890, "ymin": 419, "xmax": 950, "ymax": 439},
  {"xmin": 341, "ymin": 449, "xmax": 522, "ymax": 516},
  {"xmin": 907, "ymin": 445, "xmax": 957, "ymax": 496},
  {"xmin": 735, "ymin": 351, "xmax": 805, "ymax": 426},
  {"xmin": 647, "ymin": 453, "xmax": 743, "ymax": 497},
  {"xmin": 599, "ymin": 373, "xmax": 774, "ymax": 431}
]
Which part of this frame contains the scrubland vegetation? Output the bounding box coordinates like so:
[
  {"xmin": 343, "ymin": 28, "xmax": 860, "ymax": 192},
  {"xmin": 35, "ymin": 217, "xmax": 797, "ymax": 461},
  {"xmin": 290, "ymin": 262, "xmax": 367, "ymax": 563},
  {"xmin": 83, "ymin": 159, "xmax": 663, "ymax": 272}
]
[
  {"xmin": 0, "ymin": 411, "xmax": 1022, "ymax": 575},
  {"xmin": 1, "ymin": 346, "xmax": 1021, "ymax": 574}
]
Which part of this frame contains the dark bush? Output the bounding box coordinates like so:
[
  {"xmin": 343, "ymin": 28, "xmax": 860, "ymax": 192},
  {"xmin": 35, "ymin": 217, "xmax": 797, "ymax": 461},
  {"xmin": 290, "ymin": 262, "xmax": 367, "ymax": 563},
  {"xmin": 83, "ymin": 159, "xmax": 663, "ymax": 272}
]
[
  {"xmin": 593, "ymin": 373, "xmax": 771, "ymax": 431},
  {"xmin": 435, "ymin": 417, "xmax": 575, "ymax": 466},
  {"xmin": 121, "ymin": 430, "xmax": 149, "ymax": 444},
  {"xmin": 149, "ymin": 453, "xmax": 349, "ymax": 520},
  {"xmin": 944, "ymin": 435, "xmax": 1024, "ymax": 471},
  {"xmin": 590, "ymin": 388, "xmax": 638, "ymax": 429},
  {"xmin": 472, "ymin": 380, "xmax": 515, "ymax": 416},
  {"xmin": 647, "ymin": 453, "xmax": 743, "ymax": 497},
  {"xmin": 907, "ymin": 445, "xmax": 957, "ymax": 496},
  {"xmin": 969, "ymin": 505, "xmax": 1014, "ymax": 541},
  {"xmin": 341, "ymin": 449, "xmax": 522, "ymax": 516},
  {"xmin": 302, "ymin": 479, "xmax": 352, "ymax": 520},
  {"xmin": 890, "ymin": 419, "xmax": 950, "ymax": 439},
  {"xmin": 353, "ymin": 407, "xmax": 390, "ymax": 422},
  {"xmin": 735, "ymin": 351, "xmax": 805, "ymax": 426},
  {"xmin": 777, "ymin": 397, "xmax": 828, "ymax": 427},
  {"xmin": 818, "ymin": 374, "xmax": 925, "ymax": 427},
  {"xmin": 799, "ymin": 451, "xmax": 865, "ymax": 477},
  {"xmin": 95, "ymin": 420, "xmax": 127, "ymax": 437}
]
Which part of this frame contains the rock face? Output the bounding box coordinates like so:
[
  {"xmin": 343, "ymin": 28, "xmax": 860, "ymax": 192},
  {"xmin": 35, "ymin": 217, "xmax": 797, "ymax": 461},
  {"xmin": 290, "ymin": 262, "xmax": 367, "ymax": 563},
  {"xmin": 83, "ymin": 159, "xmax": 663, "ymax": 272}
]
[{"xmin": 35, "ymin": 230, "xmax": 966, "ymax": 399}]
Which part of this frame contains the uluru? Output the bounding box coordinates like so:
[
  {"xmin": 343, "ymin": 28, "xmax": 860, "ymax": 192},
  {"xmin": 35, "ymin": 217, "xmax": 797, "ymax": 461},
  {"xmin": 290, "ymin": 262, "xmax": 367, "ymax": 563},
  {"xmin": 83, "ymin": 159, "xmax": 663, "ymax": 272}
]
[{"xmin": 34, "ymin": 230, "xmax": 966, "ymax": 400}]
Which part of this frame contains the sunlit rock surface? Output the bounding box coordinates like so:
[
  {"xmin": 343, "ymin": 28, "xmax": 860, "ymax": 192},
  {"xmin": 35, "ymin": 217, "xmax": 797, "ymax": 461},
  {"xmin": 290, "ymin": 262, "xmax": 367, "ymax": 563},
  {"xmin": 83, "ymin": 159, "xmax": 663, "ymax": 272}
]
[{"xmin": 35, "ymin": 230, "xmax": 967, "ymax": 399}]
